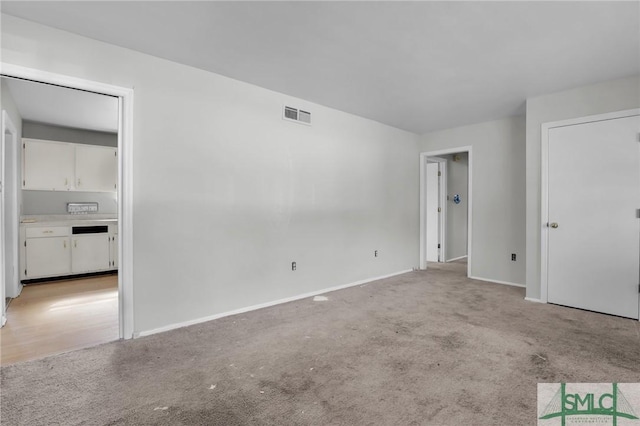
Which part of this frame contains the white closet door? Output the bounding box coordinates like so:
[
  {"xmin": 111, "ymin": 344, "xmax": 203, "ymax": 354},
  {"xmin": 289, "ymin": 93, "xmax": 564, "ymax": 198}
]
[
  {"xmin": 426, "ymin": 162, "xmax": 440, "ymax": 262},
  {"xmin": 547, "ymin": 115, "xmax": 639, "ymax": 319},
  {"xmin": 23, "ymin": 139, "xmax": 74, "ymax": 191}
]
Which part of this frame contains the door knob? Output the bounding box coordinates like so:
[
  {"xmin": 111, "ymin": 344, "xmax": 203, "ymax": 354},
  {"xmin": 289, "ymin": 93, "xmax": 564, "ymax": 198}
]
[{"xmin": 550, "ymin": 222, "xmax": 559, "ymax": 229}]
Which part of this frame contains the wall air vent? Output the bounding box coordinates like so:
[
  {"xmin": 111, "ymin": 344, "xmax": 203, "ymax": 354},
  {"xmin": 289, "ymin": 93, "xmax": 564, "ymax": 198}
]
[
  {"xmin": 283, "ymin": 105, "xmax": 311, "ymax": 126},
  {"xmin": 298, "ymin": 109, "xmax": 311, "ymax": 124}
]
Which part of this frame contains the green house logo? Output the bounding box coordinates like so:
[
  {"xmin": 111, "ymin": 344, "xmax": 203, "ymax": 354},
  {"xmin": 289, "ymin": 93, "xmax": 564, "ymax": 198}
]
[{"xmin": 539, "ymin": 383, "xmax": 639, "ymax": 425}]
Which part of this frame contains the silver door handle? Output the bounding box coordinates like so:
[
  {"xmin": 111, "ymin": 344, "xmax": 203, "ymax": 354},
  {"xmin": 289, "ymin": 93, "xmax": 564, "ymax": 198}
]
[{"xmin": 550, "ymin": 222, "xmax": 559, "ymax": 229}]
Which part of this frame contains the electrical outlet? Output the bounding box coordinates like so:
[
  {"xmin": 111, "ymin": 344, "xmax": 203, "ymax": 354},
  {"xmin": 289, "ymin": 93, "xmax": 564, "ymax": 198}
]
[
  {"xmin": 511, "ymin": 253, "xmax": 516, "ymax": 261},
  {"xmin": 374, "ymin": 250, "xmax": 378, "ymax": 257},
  {"xmin": 292, "ymin": 261, "xmax": 296, "ymax": 271}
]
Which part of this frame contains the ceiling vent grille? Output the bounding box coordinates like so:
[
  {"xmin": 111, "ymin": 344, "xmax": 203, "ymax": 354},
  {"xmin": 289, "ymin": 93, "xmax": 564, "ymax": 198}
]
[{"xmin": 283, "ymin": 105, "xmax": 311, "ymax": 126}]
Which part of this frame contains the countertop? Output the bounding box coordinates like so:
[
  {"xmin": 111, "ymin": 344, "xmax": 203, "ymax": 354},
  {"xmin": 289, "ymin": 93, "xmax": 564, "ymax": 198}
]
[{"xmin": 20, "ymin": 214, "xmax": 117, "ymax": 227}]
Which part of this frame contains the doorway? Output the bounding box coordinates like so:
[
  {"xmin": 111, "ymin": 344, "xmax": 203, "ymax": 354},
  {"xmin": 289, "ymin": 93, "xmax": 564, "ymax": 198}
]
[
  {"xmin": 0, "ymin": 63, "xmax": 134, "ymax": 362},
  {"xmin": 541, "ymin": 110, "xmax": 640, "ymax": 319},
  {"xmin": 2, "ymin": 76, "xmax": 120, "ymax": 363},
  {"xmin": 420, "ymin": 147, "xmax": 472, "ymax": 276}
]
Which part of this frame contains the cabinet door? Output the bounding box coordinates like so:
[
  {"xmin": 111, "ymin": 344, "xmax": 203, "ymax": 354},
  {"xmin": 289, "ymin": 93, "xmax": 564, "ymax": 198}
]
[
  {"xmin": 25, "ymin": 237, "xmax": 71, "ymax": 278},
  {"xmin": 71, "ymin": 234, "xmax": 111, "ymax": 273},
  {"xmin": 110, "ymin": 234, "xmax": 118, "ymax": 269},
  {"xmin": 75, "ymin": 145, "xmax": 117, "ymax": 192},
  {"xmin": 23, "ymin": 140, "xmax": 74, "ymax": 191}
]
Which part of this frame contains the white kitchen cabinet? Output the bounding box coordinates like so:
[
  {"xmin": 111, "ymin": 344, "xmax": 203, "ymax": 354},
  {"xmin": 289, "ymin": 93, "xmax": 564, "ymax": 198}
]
[
  {"xmin": 71, "ymin": 234, "xmax": 111, "ymax": 274},
  {"xmin": 21, "ymin": 222, "xmax": 118, "ymax": 281},
  {"xmin": 22, "ymin": 139, "xmax": 117, "ymax": 193},
  {"xmin": 24, "ymin": 227, "xmax": 71, "ymax": 278},
  {"xmin": 23, "ymin": 139, "xmax": 74, "ymax": 191},
  {"xmin": 75, "ymin": 145, "xmax": 117, "ymax": 192}
]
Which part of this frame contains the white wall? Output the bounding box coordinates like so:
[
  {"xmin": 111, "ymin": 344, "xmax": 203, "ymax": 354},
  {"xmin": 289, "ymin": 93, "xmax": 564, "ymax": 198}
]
[
  {"xmin": 419, "ymin": 116, "xmax": 526, "ymax": 286},
  {"xmin": 1, "ymin": 15, "xmax": 420, "ymax": 334},
  {"xmin": 1, "ymin": 80, "xmax": 22, "ymax": 138},
  {"xmin": 23, "ymin": 121, "xmax": 117, "ymax": 147},
  {"xmin": 22, "ymin": 191, "xmax": 117, "ymax": 216},
  {"xmin": 525, "ymin": 74, "xmax": 640, "ymax": 300},
  {"xmin": 443, "ymin": 153, "xmax": 468, "ymax": 261},
  {"xmin": 1, "ymin": 78, "xmax": 23, "ymax": 298}
]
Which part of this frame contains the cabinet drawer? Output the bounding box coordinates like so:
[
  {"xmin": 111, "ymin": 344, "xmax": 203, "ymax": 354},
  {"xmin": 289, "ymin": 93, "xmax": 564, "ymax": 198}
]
[{"xmin": 26, "ymin": 226, "xmax": 69, "ymax": 238}]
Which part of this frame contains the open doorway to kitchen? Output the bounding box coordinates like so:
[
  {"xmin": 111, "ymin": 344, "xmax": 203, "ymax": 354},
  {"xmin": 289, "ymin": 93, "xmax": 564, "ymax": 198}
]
[
  {"xmin": 0, "ymin": 66, "xmax": 133, "ymax": 364},
  {"xmin": 420, "ymin": 147, "xmax": 472, "ymax": 277}
]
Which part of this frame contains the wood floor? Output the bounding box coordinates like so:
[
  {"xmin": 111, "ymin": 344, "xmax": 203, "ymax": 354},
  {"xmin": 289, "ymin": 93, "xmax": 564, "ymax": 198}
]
[{"xmin": 1, "ymin": 274, "xmax": 119, "ymax": 365}]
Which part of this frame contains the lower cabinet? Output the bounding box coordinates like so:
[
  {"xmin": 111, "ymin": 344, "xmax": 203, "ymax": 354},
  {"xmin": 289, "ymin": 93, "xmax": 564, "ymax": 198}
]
[
  {"xmin": 22, "ymin": 224, "xmax": 117, "ymax": 281},
  {"xmin": 71, "ymin": 234, "xmax": 111, "ymax": 274},
  {"xmin": 25, "ymin": 236, "xmax": 71, "ymax": 278}
]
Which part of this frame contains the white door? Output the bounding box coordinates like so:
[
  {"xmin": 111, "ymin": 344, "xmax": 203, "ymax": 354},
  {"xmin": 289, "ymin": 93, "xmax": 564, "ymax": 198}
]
[
  {"xmin": 23, "ymin": 139, "xmax": 74, "ymax": 191},
  {"xmin": 547, "ymin": 115, "xmax": 640, "ymax": 319},
  {"xmin": 75, "ymin": 145, "xmax": 117, "ymax": 192},
  {"xmin": 426, "ymin": 162, "xmax": 440, "ymax": 262},
  {"xmin": 72, "ymin": 234, "xmax": 111, "ymax": 273}
]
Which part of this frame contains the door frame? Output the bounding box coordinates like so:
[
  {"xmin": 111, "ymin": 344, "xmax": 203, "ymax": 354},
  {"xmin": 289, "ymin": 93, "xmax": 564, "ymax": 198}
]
[
  {"xmin": 0, "ymin": 62, "xmax": 135, "ymax": 339},
  {"xmin": 426, "ymin": 157, "xmax": 447, "ymax": 262},
  {"xmin": 540, "ymin": 108, "xmax": 640, "ymax": 317},
  {"xmin": 419, "ymin": 146, "xmax": 472, "ymax": 276},
  {"xmin": 1, "ymin": 111, "xmax": 19, "ymax": 326}
]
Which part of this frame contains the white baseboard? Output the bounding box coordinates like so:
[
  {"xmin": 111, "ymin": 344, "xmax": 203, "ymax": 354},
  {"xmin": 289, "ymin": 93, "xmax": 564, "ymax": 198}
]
[
  {"xmin": 469, "ymin": 275, "xmax": 525, "ymax": 288},
  {"xmin": 136, "ymin": 269, "xmax": 414, "ymax": 338},
  {"xmin": 446, "ymin": 255, "xmax": 467, "ymax": 262},
  {"xmin": 524, "ymin": 297, "xmax": 544, "ymax": 304}
]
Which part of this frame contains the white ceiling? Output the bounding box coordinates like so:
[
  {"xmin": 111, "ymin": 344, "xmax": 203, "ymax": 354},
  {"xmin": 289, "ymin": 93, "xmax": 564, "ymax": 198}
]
[
  {"xmin": 2, "ymin": 1, "xmax": 639, "ymax": 134},
  {"xmin": 4, "ymin": 77, "xmax": 119, "ymax": 133}
]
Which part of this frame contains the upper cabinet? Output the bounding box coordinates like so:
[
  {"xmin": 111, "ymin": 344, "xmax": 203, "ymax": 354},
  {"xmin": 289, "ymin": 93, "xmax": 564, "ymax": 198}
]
[
  {"xmin": 75, "ymin": 145, "xmax": 117, "ymax": 192},
  {"xmin": 22, "ymin": 138, "xmax": 117, "ymax": 193},
  {"xmin": 23, "ymin": 139, "xmax": 75, "ymax": 191}
]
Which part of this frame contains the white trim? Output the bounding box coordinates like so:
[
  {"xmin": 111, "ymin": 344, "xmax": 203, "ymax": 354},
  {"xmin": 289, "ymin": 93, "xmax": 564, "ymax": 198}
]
[
  {"xmin": 524, "ymin": 297, "xmax": 544, "ymax": 304},
  {"xmin": 1, "ymin": 112, "xmax": 5, "ymax": 326},
  {"xmin": 419, "ymin": 146, "xmax": 472, "ymax": 280},
  {"xmin": 419, "ymin": 154, "xmax": 426, "ymax": 267},
  {"xmin": 439, "ymin": 161, "xmax": 447, "ymax": 263},
  {"xmin": 1, "ymin": 110, "xmax": 19, "ymax": 325},
  {"xmin": 446, "ymin": 255, "xmax": 468, "ymax": 263},
  {"xmin": 117, "ymin": 95, "xmax": 135, "ymax": 340},
  {"xmin": 469, "ymin": 275, "xmax": 525, "ymax": 288},
  {"xmin": 136, "ymin": 269, "xmax": 413, "ymax": 338},
  {"xmin": 540, "ymin": 108, "xmax": 640, "ymax": 309},
  {"xmin": 1, "ymin": 63, "xmax": 136, "ymax": 339},
  {"xmin": 7, "ymin": 112, "xmax": 19, "ymax": 296}
]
